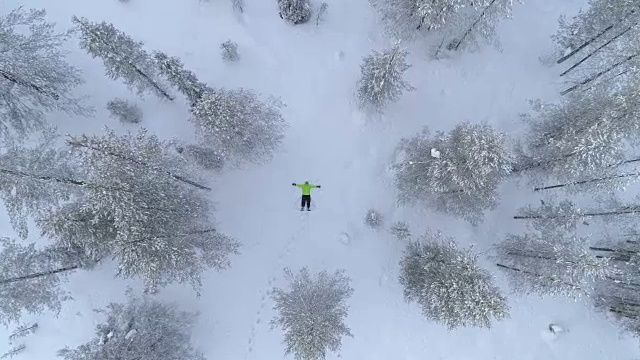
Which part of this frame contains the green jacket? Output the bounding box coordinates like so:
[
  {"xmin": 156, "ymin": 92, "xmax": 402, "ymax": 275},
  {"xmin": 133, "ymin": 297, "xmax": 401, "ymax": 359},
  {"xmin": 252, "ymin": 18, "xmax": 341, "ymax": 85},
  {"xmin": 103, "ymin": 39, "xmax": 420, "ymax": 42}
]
[{"xmin": 295, "ymin": 183, "xmax": 319, "ymax": 195}]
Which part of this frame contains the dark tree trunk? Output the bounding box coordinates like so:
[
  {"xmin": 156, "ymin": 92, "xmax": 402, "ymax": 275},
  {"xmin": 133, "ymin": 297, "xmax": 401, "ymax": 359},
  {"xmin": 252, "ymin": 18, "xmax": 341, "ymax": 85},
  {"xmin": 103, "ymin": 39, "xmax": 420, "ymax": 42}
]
[
  {"xmin": 66, "ymin": 136, "xmax": 211, "ymax": 191},
  {"xmin": 0, "ymin": 69, "xmax": 60, "ymax": 100},
  {"xmin": 0, "ymin": 264, "xmax": 79, "ymax": 285}
]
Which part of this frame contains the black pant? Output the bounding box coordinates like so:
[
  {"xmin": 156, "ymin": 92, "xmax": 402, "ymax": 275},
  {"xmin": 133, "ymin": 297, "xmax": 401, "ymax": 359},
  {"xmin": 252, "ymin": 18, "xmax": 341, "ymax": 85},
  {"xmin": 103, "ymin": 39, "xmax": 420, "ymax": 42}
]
[{"xmin": 301, "ymin": 195, "xmax": 311, "ymax": 209}]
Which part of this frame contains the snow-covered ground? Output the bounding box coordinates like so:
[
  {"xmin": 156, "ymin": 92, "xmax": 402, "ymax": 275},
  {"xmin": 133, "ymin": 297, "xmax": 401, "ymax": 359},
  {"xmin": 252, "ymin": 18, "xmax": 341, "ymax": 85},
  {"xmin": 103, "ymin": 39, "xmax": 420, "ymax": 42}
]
[{"xmin": 2, "ymin": 0, "xmax": 639, "ymax": 358}]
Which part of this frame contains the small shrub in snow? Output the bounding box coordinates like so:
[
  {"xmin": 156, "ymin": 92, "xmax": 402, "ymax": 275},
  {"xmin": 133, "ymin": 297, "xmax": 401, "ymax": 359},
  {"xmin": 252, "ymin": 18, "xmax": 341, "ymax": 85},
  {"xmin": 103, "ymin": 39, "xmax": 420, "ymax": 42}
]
[
  {"xmin": 270, "ymin": 267, "xmax": 353, "ymax": 360},
  {"xmin": 278, "ymin": 0, "xmax": 311, "ymax": 25},
  {"xmin": 390, "ymin": 221, "xmax": 411, "ymax": 241},
  {"xmin": 57, "ymin": 290, "xmax": 206, "ymax": 360},
  {"xmin": 399, "ymin": 230, "xmax": 509, "ymax": 329},
  {"xmin": 220, "ymin": 40, "xmax": 240, "ymax": 62},
  {"xmin": 364, "ymin": 209, "xmax": 384, "ymax": 228},
  {"xmin": 106, "ymin": 98, "xmax": 142, "ymax": 123}
]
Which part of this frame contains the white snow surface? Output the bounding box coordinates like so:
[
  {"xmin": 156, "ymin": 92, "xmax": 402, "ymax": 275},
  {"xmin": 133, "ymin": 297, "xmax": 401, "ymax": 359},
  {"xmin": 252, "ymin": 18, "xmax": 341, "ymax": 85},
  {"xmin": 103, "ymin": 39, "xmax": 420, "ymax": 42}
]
[{"xmin": 1, "ymin": 0, "xmax": 639, "ymax": 359}]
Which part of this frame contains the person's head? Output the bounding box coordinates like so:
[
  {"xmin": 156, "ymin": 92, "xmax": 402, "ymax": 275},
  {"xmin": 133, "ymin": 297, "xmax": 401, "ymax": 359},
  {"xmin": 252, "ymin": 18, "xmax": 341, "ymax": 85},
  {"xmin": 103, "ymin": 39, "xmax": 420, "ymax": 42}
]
[{"xmin": 305, "ymin": 181, "xmax": 309, "ymax": 184}]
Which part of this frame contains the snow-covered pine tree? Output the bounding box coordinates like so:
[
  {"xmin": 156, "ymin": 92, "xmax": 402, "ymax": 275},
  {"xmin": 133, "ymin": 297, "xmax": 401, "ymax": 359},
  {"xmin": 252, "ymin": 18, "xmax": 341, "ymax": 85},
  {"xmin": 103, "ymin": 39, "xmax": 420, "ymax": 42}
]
[
  {"xmin": 590, "ymin": 238, "xmax": 640, "ymax": 337},
  {"xmin": 220, "ymin": 40, "xmax": 240, "ymax": 62},
  {"xmin": 356, "ymin": 43, "xmax": 414, "ymax": 113},
  {"xmin": 176, "ymin": 143, "xmax": 225, "ymax": 171},
  {"xmin": 190, "ymin": 88, "xmax": 287, "ymax": 166},
  {"xmin": 493, "ymin": 223, "xmax": 610, "ymax": 298},
  {"xmin": 0, "ymin": 7, "xmax": 89, "ymax": 142},
  {"xmin": 38, "ymin": 128, "xmax": 240, "ymax": 291},
  {"xmin": 399, "ymin": 230, "xmax": 509, "ymax": 329},
  {"xmin": 0, "ymin": 238, "xmax": 72, "ymax": 325},
  {"xmin": 278, "ymin": 0, "xmax": 312, "ymax": 25},
  {"xmin": 71, "ymin": 16, "xmax": 173, "ymax": 101},
  {"xmin": 57, "ymin": 290, "xmax": 206, "ymax": 360},
  {"xmin": 364, "ymin": 208, "xmax": 384, "ymax": 228},
  {"xmin": 270, "ymin": 267, "xmax": 354, "ymax": 360},
  {"xmin": 153, "ymin": 52, "xmax": 211, "ymax": 106},
  {"xmin": 106, "ymin": 98, "xmax": 142, "ymax": 123},
  {"xmin": 393, "ymin": 122, "xmax": 513, "ymax": 224},
  {"xmin": 0, "ymin": 133, "xmax": 83, "ymax": 239},
  {"xmin": 439, "ymin": 0, "xmax": 521, "ymax": 52},
  {"xmin": 0, "ymin": 128, "xmax": 239, "ymax": 292},
  {"xmin": 390, "ymin": 221, "xmax": 411, "ymax": 241},
  {"xmin": 370, "ymin": 0, "xmax": 474, "ymax": 38},
  {"xmin": 551, "ymin": 0, "xmax": 640, "ymax": 92},
  {"xmin": 516, "ymin": 84, "xmax": 640, "ymax": 190}
]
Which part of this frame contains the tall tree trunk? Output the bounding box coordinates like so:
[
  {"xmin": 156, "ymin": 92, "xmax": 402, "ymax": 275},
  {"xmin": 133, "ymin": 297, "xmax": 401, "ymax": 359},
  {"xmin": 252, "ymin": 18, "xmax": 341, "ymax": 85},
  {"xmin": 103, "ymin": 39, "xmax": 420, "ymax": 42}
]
[
  {"xmin": 0, "ymin": 69, "xmax": 60, "ymax": 100},
  {"xmin": 559, "ymin": 21, "xmax": 636, "ymax": 76},
  {"xmin": 496, "ymin": 263, "xmax": 581, "ymax": 291},
  {"xmin": 533, "ymin": 171, "xmax": 640, "ymax": 191},
  {"xmin": 451, "ymin": 0, "xmax": 498, "ymax": 51},
  {"xmin": 556, "ymin": 7, "xmax": 639, "ymax": 64},
  {"xmin": 561, "ymin": 52, "xmax": 640, "ymax": 95},
  {"xmin": 0, "ymin": 167, "xmax": 86, "ymax": 186},
  {"xmin": 0, "ymin": 264, "xmax": 79, "ymax": 285},
  {"xmin": 556, "ymin": 24, "xmax": 614, "ymax": 64},
  {"xmin": 514, "ymin": 207, "xmax": 640, "ymax": 220},
  {"xmin": 66, "ymin": 136, "xmax": 211, "ymax": 191}
]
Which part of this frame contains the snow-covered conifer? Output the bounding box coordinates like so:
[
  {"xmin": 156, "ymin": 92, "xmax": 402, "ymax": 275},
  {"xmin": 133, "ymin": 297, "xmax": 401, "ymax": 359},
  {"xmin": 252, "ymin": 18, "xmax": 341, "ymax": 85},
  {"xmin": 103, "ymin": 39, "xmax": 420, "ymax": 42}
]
[
  {"xmin": 494, "ymin": 224, "xmax": 610, "ymax": 297},
  {"xmin": 364, "ymin": 209, "xmax": 384, "ymax": 228},
  {"xmin": 390, "ymin": 221, "xmax": 411, "ymax": 241},
  {"xmin": 220, "ymin": 40, "xmax": 240, "ymax": 62},
  {"xmin": 190, "ymin": 88, "xmax": 286, "ymax": 166},
  {"xmin": 0, "ymin": 7, "xmax": 89, "ymax": 142},
  {"xmin": 399, "ymin": 230, "xmax": 509, "ymax": 329},
  {"xmin": 0, "ymin": 238, "xmax": 72, "ymax": 325},
  {"xmin": 278, "ymin": 0, "xmax": 311, "ymax": 25},
  {"xmin": 153, "ymin": 52, "xmax": 211, "ymax": 106},
  {"xmin": 370, "ymin": 0, "xmax": 473, "ymax": 38},
  {"xmin": 0, "ymin": 135, "xmax": 82, "ymax": 239},
  {"xmin": 551, "ymin": 0, "xmax": 640, "ymax": 92},
  {"xmin": 356, "ymin": 44, "xmax": 414, "ymax": 112},
  {"xmin": 57, "ymin": 291, "xmax": 206, "ymax": 360},
  {"xmin": 516, "ymin": 84, "xmax": 640, "ymax": 189},
  {"xmin": 393, "ymin": 122, "xmax": 513, "ymax": 224},
  {"xmin": 270, "ymin": 267, "xmax": 353, "ymax": 360},
  {"xmin": 176, "ymin": 144, "xmax": 224, "ymax": 171},
  {"xmin": 106, "ymin": 98, "xmax": 142, "ymax": 123},
  {"xmin": 72, "ymin": 16, "xmax": 173, "ymax": 101},
  {"xmin": 443, "ymin": 0, "xmax": 521, "ymax": 52}
]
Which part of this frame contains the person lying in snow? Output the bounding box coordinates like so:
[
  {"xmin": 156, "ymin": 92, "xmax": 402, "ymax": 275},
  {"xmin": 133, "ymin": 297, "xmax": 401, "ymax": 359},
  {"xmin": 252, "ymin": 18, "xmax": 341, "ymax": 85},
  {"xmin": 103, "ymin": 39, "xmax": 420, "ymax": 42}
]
[{"xmin": 292, "ymin": 181, "xmax": 321, "ymax": 211}]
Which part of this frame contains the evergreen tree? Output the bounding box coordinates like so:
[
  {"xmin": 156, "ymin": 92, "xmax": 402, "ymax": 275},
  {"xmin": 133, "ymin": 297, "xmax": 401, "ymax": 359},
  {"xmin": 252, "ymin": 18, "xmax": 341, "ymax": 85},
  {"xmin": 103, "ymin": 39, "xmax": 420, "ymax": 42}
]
[
  {"xmin": 494, "ymin": 223, "xmax": 610, "ymax": 297},
  {"xmin": 393, "ymin": 122, "xmax": 513, "ymax": 224},
  {"xmin": 153, "ymin": 52, "xmax": 211, "ymax": 106},
  {"xmin": 356, "ymin": 43, "xmax": 414, "ymax": 113},
  {"xmin": 72, "ymin": 16, "xmax": 173, "ymax": 101},
  {"xmin": 176, "ymin": 143, "xmax": 224, "ymax": 171},
  {"xmin": 516, "ymin": 84, "xmax": 640, "ymax": 189},
  {"xmin": 0, "ymin": 133, "xmax": 82, "ymax": 239},
  {"xmin": 0, "ymin": 238, "xmax": 72, "ymax": 325},
  {"xmin": 441, "ymin": 0, "xmax": 521, "ymax": 52},
  {"xmin": 106, "ymin": 98, "xmax": 142, "ymax": 123},
  {"xmin": 190, "ymin": 88, "xmax": 287, "ymax": 166},
  {"xmin": 0, "ymin": 7, "xmax": 89, "ymax": 142},
  {"xmin": 399, "ymin": 230, "xmax": 509, "ymax": 329},
  {"xmin": 270, "ymin": 267, "xmax": 353, "ymax": 360},
  {"xmin": 551, "ymin": 0, "xmax": 640, "ymax": 93},
  {"xmin": 0, "ymin": 129, "xmax": 239, "ymax": 292},
  {"xmin": 370, "ymin": 0, "xmax": 473, "ymax": 38},
  {"xmin": 57, "ymin": 290, "xmax": 206, "ymax": 360},
  {"xmin": 220, "ymin": 40, "xmax": 240, "ymax": 62},
  {"xmin": 278, "ymin": 0, "xmax": 312, "ymax": 25}
]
